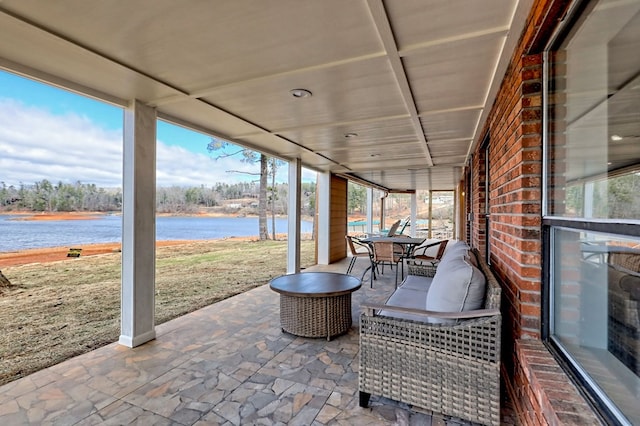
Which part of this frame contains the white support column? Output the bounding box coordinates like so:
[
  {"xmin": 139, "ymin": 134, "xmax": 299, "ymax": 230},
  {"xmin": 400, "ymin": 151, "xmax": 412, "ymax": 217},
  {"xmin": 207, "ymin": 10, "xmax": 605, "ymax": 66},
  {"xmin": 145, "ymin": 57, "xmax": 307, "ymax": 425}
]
[
  {"xmin": 317, "ymin": 171, "xmax": 330, "ymax": 265},
  {"xmin": 119, "ymin": 100, "xmax": 157, "ymax": 348},
  {"xmin": 366, "ymin": 187, "xmax": 373, "ymax": 235},
  {"xmin": 410, "ymin": 192, "xmax": 417, "ymax": 237},
  {"xmin": 287, "ymin": 158, "xmax": 302, "ymax": 274}
]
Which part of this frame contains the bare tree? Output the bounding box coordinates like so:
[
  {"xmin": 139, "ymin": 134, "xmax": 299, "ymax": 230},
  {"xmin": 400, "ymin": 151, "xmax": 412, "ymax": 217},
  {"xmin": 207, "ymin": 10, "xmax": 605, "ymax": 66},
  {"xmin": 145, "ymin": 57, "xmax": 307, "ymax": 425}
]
[
  {"xmin": 207, "ymin": 138, "xmax": 269, "ymax": 240},
  {"xmin": 268, "ymin": 158, "xmax": 287, "ymax": 240}
]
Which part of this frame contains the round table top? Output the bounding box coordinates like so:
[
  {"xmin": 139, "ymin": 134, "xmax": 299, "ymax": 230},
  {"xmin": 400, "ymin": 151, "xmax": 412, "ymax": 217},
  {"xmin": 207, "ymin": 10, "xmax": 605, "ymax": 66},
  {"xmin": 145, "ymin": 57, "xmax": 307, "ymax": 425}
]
[{"xmin": 269, "ymin": 272, "xmax": 361, "ymax": 297}]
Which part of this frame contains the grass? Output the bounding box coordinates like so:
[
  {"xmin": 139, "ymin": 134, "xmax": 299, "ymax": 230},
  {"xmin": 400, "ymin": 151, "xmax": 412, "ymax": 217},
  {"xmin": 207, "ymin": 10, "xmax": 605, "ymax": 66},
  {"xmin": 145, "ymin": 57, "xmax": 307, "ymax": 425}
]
[{"xmin": 0, "ymin": 239, "xmax": 316, "ymax": 386}]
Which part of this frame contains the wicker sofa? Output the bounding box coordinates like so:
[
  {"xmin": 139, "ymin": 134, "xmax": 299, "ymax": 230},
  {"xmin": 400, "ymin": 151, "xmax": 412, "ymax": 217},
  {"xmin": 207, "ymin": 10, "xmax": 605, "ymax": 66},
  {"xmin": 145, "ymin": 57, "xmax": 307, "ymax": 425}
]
[{"xmin": 359, "ymin": 241, "xmax": 502, "ymax": 426}]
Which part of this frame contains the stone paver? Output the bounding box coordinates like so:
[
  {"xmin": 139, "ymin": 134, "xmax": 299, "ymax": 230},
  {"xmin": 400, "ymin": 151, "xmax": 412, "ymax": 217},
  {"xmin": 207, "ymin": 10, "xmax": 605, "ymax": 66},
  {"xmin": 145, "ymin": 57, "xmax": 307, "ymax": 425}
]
[{"xmin": 0, "ymin": 257, "xmax": 505, "ymax": 425}]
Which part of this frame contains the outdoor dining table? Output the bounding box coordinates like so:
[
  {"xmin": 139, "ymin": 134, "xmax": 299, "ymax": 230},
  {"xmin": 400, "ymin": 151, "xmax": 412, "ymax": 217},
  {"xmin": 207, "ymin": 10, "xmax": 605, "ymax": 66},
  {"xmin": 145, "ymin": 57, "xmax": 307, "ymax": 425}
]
[
  {"xmin": 358, "ymin": 236, "xmax": 428, "ymax": 282},
  {"xmin": 359, "ymin": 236, "xmax": 427, "ymax": 258}
]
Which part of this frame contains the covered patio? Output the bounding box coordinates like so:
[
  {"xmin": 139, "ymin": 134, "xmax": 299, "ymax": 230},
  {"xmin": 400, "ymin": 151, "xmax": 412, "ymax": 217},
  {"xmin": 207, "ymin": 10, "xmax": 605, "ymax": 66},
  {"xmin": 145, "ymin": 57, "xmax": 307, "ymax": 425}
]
[
  {"xmin": 0, "ymin": 259, "xmax": 516, "ymax": 425},
  {"xmin": 0, "ymin": 0, "xmax": 533, "ymax": 350},
  {"xmin": 2, "ymin": 0, "xmax": 638, "ymax": 423}
]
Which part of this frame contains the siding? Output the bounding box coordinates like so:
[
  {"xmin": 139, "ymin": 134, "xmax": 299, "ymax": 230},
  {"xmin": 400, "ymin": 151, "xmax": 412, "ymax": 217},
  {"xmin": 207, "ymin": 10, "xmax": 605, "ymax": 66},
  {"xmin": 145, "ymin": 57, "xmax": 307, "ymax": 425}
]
[{"xmin": 329, "ymin": 174, "xmax": 347, "ymax": 264}]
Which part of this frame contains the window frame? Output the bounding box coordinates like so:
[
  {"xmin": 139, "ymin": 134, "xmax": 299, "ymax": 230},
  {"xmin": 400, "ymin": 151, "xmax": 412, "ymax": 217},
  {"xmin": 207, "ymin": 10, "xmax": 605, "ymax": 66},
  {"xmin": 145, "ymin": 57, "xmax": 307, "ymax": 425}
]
[{"xmin": 542, "ymin": 0, "xmax": 640, "ymax": 423}]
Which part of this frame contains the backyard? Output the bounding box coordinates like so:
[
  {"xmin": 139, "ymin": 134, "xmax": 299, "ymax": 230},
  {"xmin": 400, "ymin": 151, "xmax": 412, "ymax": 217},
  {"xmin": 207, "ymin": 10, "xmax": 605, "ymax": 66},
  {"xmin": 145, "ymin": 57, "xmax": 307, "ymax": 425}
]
[{"xmin": 0, "ymin": 238, "xmax": 316, "ymax": 386}]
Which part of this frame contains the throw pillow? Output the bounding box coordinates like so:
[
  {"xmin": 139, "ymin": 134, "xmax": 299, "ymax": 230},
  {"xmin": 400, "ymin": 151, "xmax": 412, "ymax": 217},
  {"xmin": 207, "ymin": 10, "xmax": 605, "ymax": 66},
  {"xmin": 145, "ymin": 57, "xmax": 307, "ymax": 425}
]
[{"xmin": 425, "ymin": 255, "xmax": 486, "ymax": 324}]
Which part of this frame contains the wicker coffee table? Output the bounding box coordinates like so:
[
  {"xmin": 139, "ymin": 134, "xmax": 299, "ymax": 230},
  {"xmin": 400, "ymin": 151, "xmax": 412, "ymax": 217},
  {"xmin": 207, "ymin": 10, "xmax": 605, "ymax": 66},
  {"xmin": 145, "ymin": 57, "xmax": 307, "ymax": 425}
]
[{"xmin": 269, "ymin": 272, "xmax": 362, "ymax": 340}]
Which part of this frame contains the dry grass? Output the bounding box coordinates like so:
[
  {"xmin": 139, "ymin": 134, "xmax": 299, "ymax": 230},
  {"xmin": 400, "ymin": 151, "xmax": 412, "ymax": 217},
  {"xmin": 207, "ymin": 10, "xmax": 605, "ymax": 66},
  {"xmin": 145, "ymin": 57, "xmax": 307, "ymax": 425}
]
[{"xmin": 0, "ymin": 239, "xmax": 316, "ymax": 386}]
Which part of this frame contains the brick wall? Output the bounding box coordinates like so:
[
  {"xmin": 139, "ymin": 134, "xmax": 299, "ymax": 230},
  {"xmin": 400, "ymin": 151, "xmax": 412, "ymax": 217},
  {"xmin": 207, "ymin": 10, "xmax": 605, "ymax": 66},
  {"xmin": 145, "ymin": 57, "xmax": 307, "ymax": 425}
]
[
  {"xmin": 479, "ymin": 35, "xmax": 546, "ymax": 343},
  {"xmin": 465, "ymin": 0, "xmax": 605, "ymax": 423},
  {"xmin": 488, "ymin": 50, "xmax": 544, "ymax": 342},
  {"xmin": 508, "ymin": 340, "xmax": 602, "ymax": 425},
  {"xmin": 470, "ymin": 145, "xmax": 487, "ymax": 255}
]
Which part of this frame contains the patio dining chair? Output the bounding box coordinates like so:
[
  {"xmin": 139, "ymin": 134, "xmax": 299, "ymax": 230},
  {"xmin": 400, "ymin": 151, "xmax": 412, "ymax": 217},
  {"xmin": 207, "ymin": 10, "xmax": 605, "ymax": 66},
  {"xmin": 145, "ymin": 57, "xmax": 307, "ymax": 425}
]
[
  {"xmin": 345, "ymin": 235, "xmax": 373, "ymax": 276},
  {"xmin": 371, "ymin": 241, "xmax": 404, "ymax": 288},
  {"xmin": 412, "ymin": 239, "xmax": 448, "ymax": 266},
  {"xmin": 385, "ymin": 220, "xmax": 401, "ymax": 236},
  {"xmin": 396, "ymin": 216, "xmax": 410, "ymax": 235}
]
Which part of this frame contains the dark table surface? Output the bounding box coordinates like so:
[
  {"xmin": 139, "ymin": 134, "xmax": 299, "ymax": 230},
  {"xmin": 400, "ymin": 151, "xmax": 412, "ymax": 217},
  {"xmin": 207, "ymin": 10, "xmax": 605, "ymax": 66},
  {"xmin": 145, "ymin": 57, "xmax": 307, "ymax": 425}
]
[
  {"xmin": 269, "ymin": 272, "xmax": 362, "ymax": 297},
  {"xmin": 360, "ymin": 236, "xmax": 426, "ymax": 245},
  {"xmin": 359, "ymin": 236, "xmax": 429, "ymax": 258}
]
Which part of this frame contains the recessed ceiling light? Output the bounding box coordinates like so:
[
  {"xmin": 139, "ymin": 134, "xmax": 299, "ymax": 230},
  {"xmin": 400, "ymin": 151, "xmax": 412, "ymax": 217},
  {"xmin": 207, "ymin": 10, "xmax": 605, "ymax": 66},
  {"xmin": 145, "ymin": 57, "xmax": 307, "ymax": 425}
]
[
  {"xmin": 289, "ymin": 88, "xmax": 312, "ymax": 98},
  {"xmin": 611, "ymin": 134, "xmax": 623, "ymax": 141},
  {"xmin": 344, "ymin": 132, "xmax": 358, "ymax": 138}
]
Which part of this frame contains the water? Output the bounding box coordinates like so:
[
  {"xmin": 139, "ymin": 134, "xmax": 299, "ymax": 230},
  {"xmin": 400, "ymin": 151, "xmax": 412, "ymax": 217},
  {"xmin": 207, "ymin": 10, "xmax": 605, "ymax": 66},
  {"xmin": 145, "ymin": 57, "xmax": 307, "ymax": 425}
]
[{"xmin": 0, "ymin": 215, "xmax": 314, "ymax": 252}]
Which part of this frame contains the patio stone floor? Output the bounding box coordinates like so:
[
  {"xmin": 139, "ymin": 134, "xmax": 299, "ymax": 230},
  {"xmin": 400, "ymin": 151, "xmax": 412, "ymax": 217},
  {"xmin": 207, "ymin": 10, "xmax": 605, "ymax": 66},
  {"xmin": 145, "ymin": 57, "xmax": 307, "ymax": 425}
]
[{"xmin": 0, "ymin": 257, "xmax": 514, "ymax": 425}]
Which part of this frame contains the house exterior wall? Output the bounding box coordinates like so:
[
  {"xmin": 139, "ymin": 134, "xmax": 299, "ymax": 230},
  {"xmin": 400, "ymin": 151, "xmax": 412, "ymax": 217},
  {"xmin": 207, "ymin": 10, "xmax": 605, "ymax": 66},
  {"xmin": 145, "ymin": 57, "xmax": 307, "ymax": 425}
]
[
  {"xmin": 470, "ymin": 145, "xmax": 488, "ymax": 257},
  {"xmin": 467, "ymin": 0, "xmax": 605, "ymax": 423}
]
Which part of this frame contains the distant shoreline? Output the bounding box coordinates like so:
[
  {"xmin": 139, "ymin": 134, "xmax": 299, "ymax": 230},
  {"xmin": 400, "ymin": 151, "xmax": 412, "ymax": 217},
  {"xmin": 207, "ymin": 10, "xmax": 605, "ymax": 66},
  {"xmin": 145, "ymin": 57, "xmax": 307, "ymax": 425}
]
[
  {"xmin": 3, "ymin": 212, "xmax": 109, "ymax": 221},
  {"xmin": 0, "ymin": 235, "xmax": 288, "ymax": 268},
  {"xmin": 0, "ymin": 212, "xmax": 317, "ymax": 267},
  {"xmin": 0, "ymin": 211, "xmax": 315, "ymax": 222},
  {"xmin": 1, "ymin": 211, "xmax": 252, "ymax": 221}
]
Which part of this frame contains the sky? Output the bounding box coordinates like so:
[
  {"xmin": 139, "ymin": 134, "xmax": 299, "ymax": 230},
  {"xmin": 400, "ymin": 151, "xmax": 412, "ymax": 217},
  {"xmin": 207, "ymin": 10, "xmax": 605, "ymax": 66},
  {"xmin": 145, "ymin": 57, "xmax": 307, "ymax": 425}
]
[{"xmin": 0, "ymin": 71, "xmax": 315, "ymax": 188}]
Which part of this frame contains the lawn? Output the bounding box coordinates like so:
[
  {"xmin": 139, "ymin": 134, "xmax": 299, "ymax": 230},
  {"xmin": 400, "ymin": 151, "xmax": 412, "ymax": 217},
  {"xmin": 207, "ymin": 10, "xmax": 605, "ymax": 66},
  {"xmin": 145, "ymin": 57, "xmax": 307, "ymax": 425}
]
[{"xmin": 0, "ymin": 239, "xmax": 316, "ymax": 386}]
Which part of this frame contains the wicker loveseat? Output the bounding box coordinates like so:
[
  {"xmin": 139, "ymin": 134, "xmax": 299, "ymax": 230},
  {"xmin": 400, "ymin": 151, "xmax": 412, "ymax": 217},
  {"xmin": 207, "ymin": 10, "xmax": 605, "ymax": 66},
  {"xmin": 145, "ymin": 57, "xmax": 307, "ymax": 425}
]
[{"xmin": 359, "ymin": 241, "xmax": 502, "ymax": 426}]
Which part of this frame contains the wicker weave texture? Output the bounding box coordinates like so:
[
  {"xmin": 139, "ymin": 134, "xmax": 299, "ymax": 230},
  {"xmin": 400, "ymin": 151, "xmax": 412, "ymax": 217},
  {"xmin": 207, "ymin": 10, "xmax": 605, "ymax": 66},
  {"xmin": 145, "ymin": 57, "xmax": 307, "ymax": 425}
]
[
  {"xmin": 407, "ymin": 262, "xmax": 437, "ymax": 277},
  {"xmin": 359, "ymin": 315, "xmax": 501, "ymax": 425},
  {"xmin": 279, "ymin": 294, "xmax": 352, "ymax": 339},
  {"xmin": 359, "ymin": 248, "xmax": 502, "ymax": 426}
]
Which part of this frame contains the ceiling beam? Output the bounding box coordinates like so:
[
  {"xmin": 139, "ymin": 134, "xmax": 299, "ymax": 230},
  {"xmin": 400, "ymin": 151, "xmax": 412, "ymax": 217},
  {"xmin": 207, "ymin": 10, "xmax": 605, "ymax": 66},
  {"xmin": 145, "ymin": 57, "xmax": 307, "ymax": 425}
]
[
  {"xmin": 365, "ymin": 0, "xmax": 433, "ymax": 167},
  {"xmin": 466, "ymin": 0, "xmax": 535, "ymax": 162},
  {"xmin": 0, "ymin": 57, "xmax": 127, "ymax": 107},
  {"xmin": 0, "ymin": 8, "xmax": 188, "ymax": 101}
]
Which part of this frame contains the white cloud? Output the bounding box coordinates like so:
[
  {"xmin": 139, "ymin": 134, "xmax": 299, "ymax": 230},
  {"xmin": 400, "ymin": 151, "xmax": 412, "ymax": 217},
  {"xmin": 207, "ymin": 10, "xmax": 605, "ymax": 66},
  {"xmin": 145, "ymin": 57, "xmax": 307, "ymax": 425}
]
[
  {"xmin": 0, "ymin": 99, "xmax": 316, "ymax": 188},
  {"xmin": 155, "ymin": 143, "xmax": 261, "ymax": 187},
  {"xmin": 0, "ymin": 99, "xmax": 122, "ymax": 187}
]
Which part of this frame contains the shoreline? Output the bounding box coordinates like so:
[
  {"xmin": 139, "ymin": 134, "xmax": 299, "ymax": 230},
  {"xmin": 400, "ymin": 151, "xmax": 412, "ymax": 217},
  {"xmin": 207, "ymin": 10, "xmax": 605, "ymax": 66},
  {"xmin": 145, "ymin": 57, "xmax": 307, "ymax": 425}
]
[
  {"xmin": 0, "ymin": 236, "xmax": 271, "ymax": 268},
  {"xmin": 0, "ymin": 240, "xmax": 190, "ymax": 267},
  {"xmin": 0, "ymin": 211, "xmax": 317, "ymax": 267},
  {"xmin": 1, "ymin": 211, "xmax": 256, "ymax": 221}
]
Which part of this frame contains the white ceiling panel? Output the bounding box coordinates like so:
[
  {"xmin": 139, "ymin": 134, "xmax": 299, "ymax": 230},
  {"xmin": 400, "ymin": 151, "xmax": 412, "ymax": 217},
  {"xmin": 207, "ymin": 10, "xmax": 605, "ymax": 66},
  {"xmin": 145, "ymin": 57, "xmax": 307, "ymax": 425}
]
[
  {"xmin": 404, "ymin": 34, "xmax": 507, "ymax": 113},
  {"xmin": 385, "ymin": 0, "xmax": 517, "ymax": 51},
  {"xmin": 198, "ymin": 56, "xmax": 406, "ymax": 131},
  {"xmin": 427, "ymin": 139, "xmax": 471, "ymax": 157},
  {"xmin": 158, "ymin": 99, "xmax": 266, "ymax": 141},
  {"xmin": 421, "ymin": 109, "xmax": 482, "ymax": 142},
  {"xmin": 323, "ymin": 141, "xmax": 426, "ymax": 164},
  {"xmin": 0, "ymin": 0, "xmax": 383, "ymax": 91},
  {"xmin": 0, "ymin": 12, "xmax": 181, "ymax": 104},
  {"xmin": 0, "ymin": 0, "xmax": 533, "ymax": 192},
  {"xmin": 278, "ymin": 117, "xmax": 417, "ymax": 152}
]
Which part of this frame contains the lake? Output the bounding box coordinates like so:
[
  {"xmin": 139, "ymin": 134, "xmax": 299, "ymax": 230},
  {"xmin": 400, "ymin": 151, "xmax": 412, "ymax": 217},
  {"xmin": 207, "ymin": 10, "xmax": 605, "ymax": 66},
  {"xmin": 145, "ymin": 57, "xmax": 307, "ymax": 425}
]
[{"xmin": 0, "ymin": 215, "xmax": 314, "ymax": 252}]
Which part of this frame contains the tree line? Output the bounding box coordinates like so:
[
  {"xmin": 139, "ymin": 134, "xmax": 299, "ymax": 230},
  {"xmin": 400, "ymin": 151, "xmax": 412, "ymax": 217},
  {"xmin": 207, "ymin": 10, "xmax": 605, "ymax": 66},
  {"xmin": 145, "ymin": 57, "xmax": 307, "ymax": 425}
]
[{"xmin": 0, "ymin": 180, "xmax": 317, "ymax": 216}]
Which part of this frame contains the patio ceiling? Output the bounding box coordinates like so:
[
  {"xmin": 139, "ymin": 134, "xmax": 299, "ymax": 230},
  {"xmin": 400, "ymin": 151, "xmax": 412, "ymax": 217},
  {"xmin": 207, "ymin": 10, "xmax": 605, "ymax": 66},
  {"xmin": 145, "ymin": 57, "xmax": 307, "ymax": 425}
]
[{"xmin": 0, "ymin": 0, "xmax": 533, "ymax": 192}]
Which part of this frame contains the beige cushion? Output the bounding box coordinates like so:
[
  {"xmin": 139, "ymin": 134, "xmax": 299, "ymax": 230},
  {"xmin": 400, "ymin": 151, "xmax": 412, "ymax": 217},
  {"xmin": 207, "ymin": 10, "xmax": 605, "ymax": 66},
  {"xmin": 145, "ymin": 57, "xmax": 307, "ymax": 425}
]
[
  {"xmin": 425, "ymin": 254, "xmax": 486, "ymax": 324},
  {"xmin": 437, "ymin": 240, "xmax": 470, "ymax": 268},
  {"xmin": 400, "ymin": 275, "xmax": 433, "ymax": 291},
  {"xmin": 381, "ymin": 287, "xmax": 429, "ymax": 322}
]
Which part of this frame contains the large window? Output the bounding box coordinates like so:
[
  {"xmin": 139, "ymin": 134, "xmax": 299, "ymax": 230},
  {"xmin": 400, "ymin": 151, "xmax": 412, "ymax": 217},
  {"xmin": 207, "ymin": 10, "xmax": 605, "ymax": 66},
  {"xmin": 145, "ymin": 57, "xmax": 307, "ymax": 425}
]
[{"xmin": 545, "ymin": 0, "xmax": 640, "ymax": 423}]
